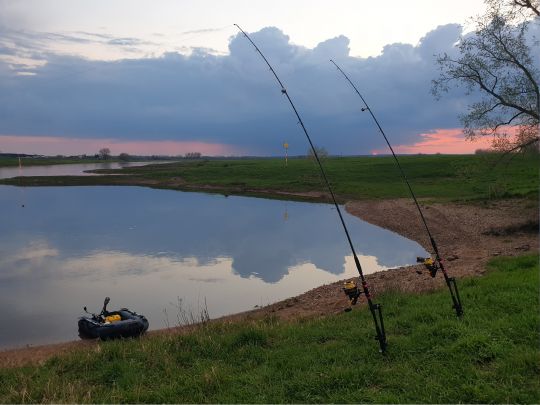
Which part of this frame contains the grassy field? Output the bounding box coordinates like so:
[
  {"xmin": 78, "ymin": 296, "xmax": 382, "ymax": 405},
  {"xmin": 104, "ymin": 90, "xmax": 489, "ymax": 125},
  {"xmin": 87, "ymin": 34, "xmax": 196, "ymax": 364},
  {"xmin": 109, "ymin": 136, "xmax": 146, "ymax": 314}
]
[
  {"xmin": 0, "ymin": 157, "xmax": 114, "ymax": 167},
  {"xmin": 1, "ymin": 154, "xmax": 537, "ymax": 202},
  {"xmin": 1, "ymin": 254, "xmax": 538, "ymax": 403},
  {"xmin": 128, "ymin": 154, "xmax": 539, "ymax": 200}
]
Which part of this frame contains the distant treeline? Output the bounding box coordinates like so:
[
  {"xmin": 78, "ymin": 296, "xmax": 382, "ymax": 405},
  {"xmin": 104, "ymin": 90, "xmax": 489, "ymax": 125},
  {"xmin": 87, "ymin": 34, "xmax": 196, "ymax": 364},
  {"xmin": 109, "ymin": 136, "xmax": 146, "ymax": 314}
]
[{"xmin": 0, "ymin": 153, "xmax": 40, "ymax": 158}]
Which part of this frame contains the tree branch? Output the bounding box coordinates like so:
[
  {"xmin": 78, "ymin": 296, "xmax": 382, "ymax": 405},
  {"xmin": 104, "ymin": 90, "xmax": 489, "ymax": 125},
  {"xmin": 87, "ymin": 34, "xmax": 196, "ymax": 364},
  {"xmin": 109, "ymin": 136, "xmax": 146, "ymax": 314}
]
[
  {"xmin": 489, "ymin": 28, "xmax": 540, "ymax": 112},
  {"xmin": 492, "ymin": 110, "xmax": 526, "ymax": 131},
  {"xmin": 460, "ymin": 59, "xmax": 538, "ymax": 119},
  {"xmin": 477, "ymin": 101, "xmax": 504, "ymax": 120},
  {"xmin": 492, "ymin": 134, "xmax": 540, "ymax": 167},
  {"xmin": 513, "ymin": 0, "xmax": 540, "ymax": 15},
  {"xmin": 432, "ymin": 0, "xmax": 539, "ymax": 151}
]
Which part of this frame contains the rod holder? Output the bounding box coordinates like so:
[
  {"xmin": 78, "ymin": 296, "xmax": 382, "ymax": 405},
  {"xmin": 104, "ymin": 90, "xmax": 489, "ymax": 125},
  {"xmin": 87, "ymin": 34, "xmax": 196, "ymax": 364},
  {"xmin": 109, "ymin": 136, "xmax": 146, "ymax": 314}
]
[
  {"xmin": 448, "ymin": 277, "xmax": 464, "ymax": 317},
  {"xmin": 369, "ymin": 302, "xmax": 387, "ymax": 353}
]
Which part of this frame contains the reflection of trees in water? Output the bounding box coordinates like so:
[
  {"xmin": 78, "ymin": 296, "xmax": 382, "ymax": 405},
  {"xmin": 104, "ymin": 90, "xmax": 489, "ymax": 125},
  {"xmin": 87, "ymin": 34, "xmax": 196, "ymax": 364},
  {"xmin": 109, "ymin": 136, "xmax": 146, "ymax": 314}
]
[{"xmin": 0, "ymin": 187, "xmax": 427, "ymax": 283}]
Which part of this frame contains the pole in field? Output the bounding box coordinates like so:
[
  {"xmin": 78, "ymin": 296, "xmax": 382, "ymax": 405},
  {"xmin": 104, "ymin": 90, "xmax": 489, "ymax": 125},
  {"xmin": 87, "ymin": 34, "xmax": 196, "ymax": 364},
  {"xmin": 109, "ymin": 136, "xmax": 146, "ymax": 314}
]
[
  {"xmin": 283, "ymin": 142, "xmax": 289, "ymax": 166},
  {"xmin": 18, "ymin": 156, "xmax": 25, "ymax": 208}
]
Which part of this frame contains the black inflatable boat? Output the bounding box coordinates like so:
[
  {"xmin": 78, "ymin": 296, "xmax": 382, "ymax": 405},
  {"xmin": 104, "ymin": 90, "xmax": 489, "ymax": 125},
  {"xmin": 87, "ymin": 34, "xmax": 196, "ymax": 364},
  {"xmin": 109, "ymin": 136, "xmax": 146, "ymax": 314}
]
[{"xmin": 78, "ymin": 297, "xmax": 149, "ymax": 340}]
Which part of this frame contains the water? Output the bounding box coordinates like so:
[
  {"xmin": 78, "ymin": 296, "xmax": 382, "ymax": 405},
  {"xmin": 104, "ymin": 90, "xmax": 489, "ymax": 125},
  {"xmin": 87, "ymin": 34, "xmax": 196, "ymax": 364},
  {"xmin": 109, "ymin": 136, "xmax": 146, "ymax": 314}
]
[
  {"xmin": 0, "ymin": 185, "xmax": 428, "ymax": 349},
  {"xmin": 0, "ymin": 161, "xmax": 157, "ymax": 179}
]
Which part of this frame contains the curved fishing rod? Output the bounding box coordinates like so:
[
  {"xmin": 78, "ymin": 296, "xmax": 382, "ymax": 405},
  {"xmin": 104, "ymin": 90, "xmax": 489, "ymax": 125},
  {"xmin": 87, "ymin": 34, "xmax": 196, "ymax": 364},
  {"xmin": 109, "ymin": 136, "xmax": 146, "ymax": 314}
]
[
  {"xmin": 330, "ymin": 59, "xmax": 463, "ymax": 317},
  {"xmin": 234, "ymin": 24, "xmax": 387, "ymax": 353}
]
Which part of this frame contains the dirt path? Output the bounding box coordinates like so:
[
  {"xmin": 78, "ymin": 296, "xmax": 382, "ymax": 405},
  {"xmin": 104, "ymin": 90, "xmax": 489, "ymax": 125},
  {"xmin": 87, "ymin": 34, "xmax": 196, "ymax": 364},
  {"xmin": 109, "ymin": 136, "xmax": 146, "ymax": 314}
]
[{"xmin": 1, "ymin": 198, "xmax": 537, "ymax": 368}]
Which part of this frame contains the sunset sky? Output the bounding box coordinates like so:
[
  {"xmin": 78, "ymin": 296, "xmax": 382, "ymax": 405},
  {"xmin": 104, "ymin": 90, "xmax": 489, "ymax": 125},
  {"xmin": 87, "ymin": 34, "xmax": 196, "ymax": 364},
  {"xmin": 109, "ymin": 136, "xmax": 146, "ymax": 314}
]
[{"xmin": 0, "ymin": 0, "xmax": 515, "ymax": 156}]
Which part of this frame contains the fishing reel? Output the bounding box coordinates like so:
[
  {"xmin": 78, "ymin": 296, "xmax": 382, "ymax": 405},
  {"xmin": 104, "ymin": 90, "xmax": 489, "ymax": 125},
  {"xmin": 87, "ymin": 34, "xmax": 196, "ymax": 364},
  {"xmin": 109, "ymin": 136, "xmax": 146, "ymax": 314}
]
[
  {"xmin": 343, "ymin": 279, "xmax": 362, "ymax": 312},
  {"xmin": 416, "ymin": 257, "xmax": 439, "ymax": 278}
]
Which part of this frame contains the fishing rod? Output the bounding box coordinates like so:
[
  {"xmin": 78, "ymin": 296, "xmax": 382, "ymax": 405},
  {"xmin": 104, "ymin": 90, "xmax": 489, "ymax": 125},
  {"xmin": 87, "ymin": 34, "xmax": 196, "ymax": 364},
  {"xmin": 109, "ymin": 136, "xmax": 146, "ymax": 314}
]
[
  {"xmin": 234, "ymin": 24, "xmax": 387, "ymax": 353},
  {"xmin": 330, "ymin": 59, "xmax": 463, "ymax": 317}
]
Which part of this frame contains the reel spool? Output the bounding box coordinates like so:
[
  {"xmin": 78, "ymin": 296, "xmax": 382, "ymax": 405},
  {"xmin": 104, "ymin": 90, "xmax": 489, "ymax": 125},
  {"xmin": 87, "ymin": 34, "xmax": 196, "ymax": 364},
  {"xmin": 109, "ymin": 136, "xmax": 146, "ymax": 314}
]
[
  {"xmin": 343, "ymin": 279, "xmax": 362, "ymax": 312},
  {"xmin": 416, "ymin": 257, "xmax": 439, "ymax": 277}
]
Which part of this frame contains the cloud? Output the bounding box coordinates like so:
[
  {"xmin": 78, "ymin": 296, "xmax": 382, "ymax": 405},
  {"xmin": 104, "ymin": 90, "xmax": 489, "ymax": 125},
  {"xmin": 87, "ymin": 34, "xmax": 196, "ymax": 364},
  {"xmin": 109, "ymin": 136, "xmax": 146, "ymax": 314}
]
[
  {"xmin": 417, "ymin": 23, "xmax": 462, "ymax": 59},
  {"xmin": 312, "ymin": 35, "xmax": 350, "ymax": 60},
  {"xmin": 0, "ymin": 25, "xmax": 156, "ymax": 66},
  {"xmin": 0, "ymin": 24, "xmax": 521, "ymax": 155},
  {"xmin": 106, "ymin": 37, "xmax": 145, "ymax": 46},
  {"xmin": 371, "ymin": 128, "xmax": 495, "ymax": 154},
  {"xmin": 182, "ymin": 27, "xmax": 228, "ymax": 35}
]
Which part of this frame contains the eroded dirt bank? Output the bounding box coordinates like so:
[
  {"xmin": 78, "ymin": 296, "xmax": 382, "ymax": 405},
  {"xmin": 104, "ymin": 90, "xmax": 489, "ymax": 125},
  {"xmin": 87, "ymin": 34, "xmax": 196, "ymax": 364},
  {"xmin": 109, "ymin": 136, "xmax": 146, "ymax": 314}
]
[
  {"xmin": 1, "ymin": 198, "xmax": 537, "ymax": 368},
  {"xmin": 224, "ymin": 198, "xmax": 538, "ymax": 321}
]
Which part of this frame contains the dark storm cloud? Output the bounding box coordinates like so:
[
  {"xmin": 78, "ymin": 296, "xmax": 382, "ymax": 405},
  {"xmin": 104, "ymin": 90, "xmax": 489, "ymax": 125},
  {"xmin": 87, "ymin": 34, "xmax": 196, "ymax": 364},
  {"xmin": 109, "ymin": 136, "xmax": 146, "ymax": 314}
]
[{"xmin": 0, "ymin": 25, "xmax": 479, "ymax": 155}]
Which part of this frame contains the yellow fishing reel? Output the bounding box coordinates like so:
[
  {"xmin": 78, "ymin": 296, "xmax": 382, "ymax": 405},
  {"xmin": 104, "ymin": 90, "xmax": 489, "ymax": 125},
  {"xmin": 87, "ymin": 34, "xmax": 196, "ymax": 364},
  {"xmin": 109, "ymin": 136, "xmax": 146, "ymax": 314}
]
[
  {"xmin": 343, "ymin": 279, "xmax": 362, "ymax": 311},
  {"xmin": 416, "ymin": 257, "xmax": 439, "ymax": 278}
]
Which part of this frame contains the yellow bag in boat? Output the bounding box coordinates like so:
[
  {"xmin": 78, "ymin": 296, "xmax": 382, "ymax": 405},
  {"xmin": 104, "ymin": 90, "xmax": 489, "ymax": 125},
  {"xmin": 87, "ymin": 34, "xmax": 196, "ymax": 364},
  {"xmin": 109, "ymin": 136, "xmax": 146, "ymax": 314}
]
[{"xmin": 105, "ymin": 314, "xmax": 121, "ymax": 323}]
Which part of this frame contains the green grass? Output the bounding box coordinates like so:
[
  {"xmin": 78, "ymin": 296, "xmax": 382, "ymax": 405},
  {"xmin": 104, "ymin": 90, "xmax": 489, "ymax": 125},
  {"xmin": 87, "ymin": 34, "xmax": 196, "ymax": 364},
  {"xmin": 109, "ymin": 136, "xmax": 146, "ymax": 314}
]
[
  {"xmin": 117, "ymin": 154, "xmax": 540, "ymax": 200},
  {"xmin": 1, "ymin": 254, "xmax": 538, "ymax": 403},
  {"xmin": 2, "ymin": 154, "xmax": 537, "ymax": 202}
]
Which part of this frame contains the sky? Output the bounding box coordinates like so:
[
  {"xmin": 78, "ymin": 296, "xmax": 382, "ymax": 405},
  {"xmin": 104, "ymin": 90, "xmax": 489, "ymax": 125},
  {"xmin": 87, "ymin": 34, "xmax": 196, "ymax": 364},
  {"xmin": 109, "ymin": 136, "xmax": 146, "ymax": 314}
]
[{"xmin": 0, "ymin": 0, "xmax": 513, "ymax": 156}]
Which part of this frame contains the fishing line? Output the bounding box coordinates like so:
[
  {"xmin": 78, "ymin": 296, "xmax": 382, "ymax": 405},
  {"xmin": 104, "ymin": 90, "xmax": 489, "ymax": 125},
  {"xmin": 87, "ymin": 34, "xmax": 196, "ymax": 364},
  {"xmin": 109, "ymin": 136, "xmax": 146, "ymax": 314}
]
[
  {"xmin": 330, "ymin": 59, "xmax": 463, "ymax": 317},
  {"xmin": 234, "ymin": 24, "xmax": 387, "ymax": 353}
]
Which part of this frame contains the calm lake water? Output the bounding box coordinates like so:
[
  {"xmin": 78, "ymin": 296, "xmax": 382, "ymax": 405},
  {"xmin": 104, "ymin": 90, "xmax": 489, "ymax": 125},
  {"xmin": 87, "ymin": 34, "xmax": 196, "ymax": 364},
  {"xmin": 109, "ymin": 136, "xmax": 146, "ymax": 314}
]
[
  {"xmin": 0, "ymin": 161, "xmax": 157, "ymax": 180},
  {"xmin": 0, "ymin": 185, "xmax": 427, "ymax": 349}
]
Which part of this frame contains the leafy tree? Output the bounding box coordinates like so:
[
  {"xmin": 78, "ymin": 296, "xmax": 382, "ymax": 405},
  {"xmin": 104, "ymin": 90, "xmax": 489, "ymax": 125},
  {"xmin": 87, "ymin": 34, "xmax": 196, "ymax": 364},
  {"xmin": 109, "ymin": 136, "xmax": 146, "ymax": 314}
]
[
  {"xmin": 185, "ymin": 152, "xmax": 202, "ymax": 159},
  {"xmin": 98, "ymin": 148, "xmax": 111, "ymax": 160},
  {"xmin": 433, "ymin": 0, "xmax": 539, "ymax": 153}
]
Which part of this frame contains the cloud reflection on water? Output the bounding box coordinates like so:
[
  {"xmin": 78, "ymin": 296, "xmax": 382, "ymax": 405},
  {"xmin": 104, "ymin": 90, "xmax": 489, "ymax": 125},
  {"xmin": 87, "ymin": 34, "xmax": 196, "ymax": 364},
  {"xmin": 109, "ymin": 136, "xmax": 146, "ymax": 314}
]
[
  {"xmin": 0, "ymin": 243, "xmax": 381, "ymax": 348},
  {"xmin": 0, "ymin": 185, "xmax": 427, "ymax": 348}
]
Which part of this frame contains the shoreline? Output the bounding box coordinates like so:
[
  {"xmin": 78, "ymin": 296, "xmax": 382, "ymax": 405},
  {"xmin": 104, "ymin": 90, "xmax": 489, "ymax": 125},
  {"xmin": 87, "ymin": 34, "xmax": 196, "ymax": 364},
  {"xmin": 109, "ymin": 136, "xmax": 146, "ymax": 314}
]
[
  {"xmin": 0, "ymin": 175, "xmax": 338, "ymax": 204},
  {"xmin": 0, "ymin": 196, "xmax": 537, "ymax": 368}
]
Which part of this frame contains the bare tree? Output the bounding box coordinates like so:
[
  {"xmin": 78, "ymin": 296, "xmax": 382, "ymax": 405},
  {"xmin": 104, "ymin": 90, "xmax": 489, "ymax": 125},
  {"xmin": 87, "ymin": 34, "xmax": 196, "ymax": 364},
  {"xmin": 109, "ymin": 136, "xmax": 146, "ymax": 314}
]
[
  {"xmin": 433, "ymin": 0, "xmax": 539, "ymax": 153},
  {"xmin": 307, "ymin": 146, "xmax": 329, "ymax": 159},
  {"xmin": 98, "ymin": 148, "xmax": 111, "ymax": 160},
  {"xmin": 118, "ymin": 152, "xmax": 130, "ymax": 161}
]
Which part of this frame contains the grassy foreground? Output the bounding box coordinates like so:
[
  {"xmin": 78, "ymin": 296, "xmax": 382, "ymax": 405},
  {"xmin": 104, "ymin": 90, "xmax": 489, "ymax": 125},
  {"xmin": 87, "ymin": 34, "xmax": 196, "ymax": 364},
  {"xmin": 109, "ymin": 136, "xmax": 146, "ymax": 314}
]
[
  {"xmin": 1, "ymin": 255, "xmax": 538, "ymax": 403},
  {"xmin": 2, "ymin": 154, "xmax": 538, "ymax": 202}
]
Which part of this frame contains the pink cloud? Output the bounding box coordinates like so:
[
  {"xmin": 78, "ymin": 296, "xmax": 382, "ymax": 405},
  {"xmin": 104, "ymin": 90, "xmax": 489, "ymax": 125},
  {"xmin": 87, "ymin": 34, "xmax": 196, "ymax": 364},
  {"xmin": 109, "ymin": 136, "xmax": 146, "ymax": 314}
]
[
  {"xmin": 371, "ymin": 128, "xmax": 496, "ymax": 155},
  {"xmin": 0, "ymin": 135, "xmax": 245, "ymax": 156}
]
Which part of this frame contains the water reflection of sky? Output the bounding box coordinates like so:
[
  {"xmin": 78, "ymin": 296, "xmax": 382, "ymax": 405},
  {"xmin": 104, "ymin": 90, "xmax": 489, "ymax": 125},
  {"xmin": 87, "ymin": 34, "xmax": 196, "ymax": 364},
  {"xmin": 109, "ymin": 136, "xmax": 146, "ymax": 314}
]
[
  {"xmin": 0, "ymin": 185, "xmax": 427, "ymax": 349},
  {"xmin": 0, "ymin": 161, "xmax": 151, "ymax": 179}
]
